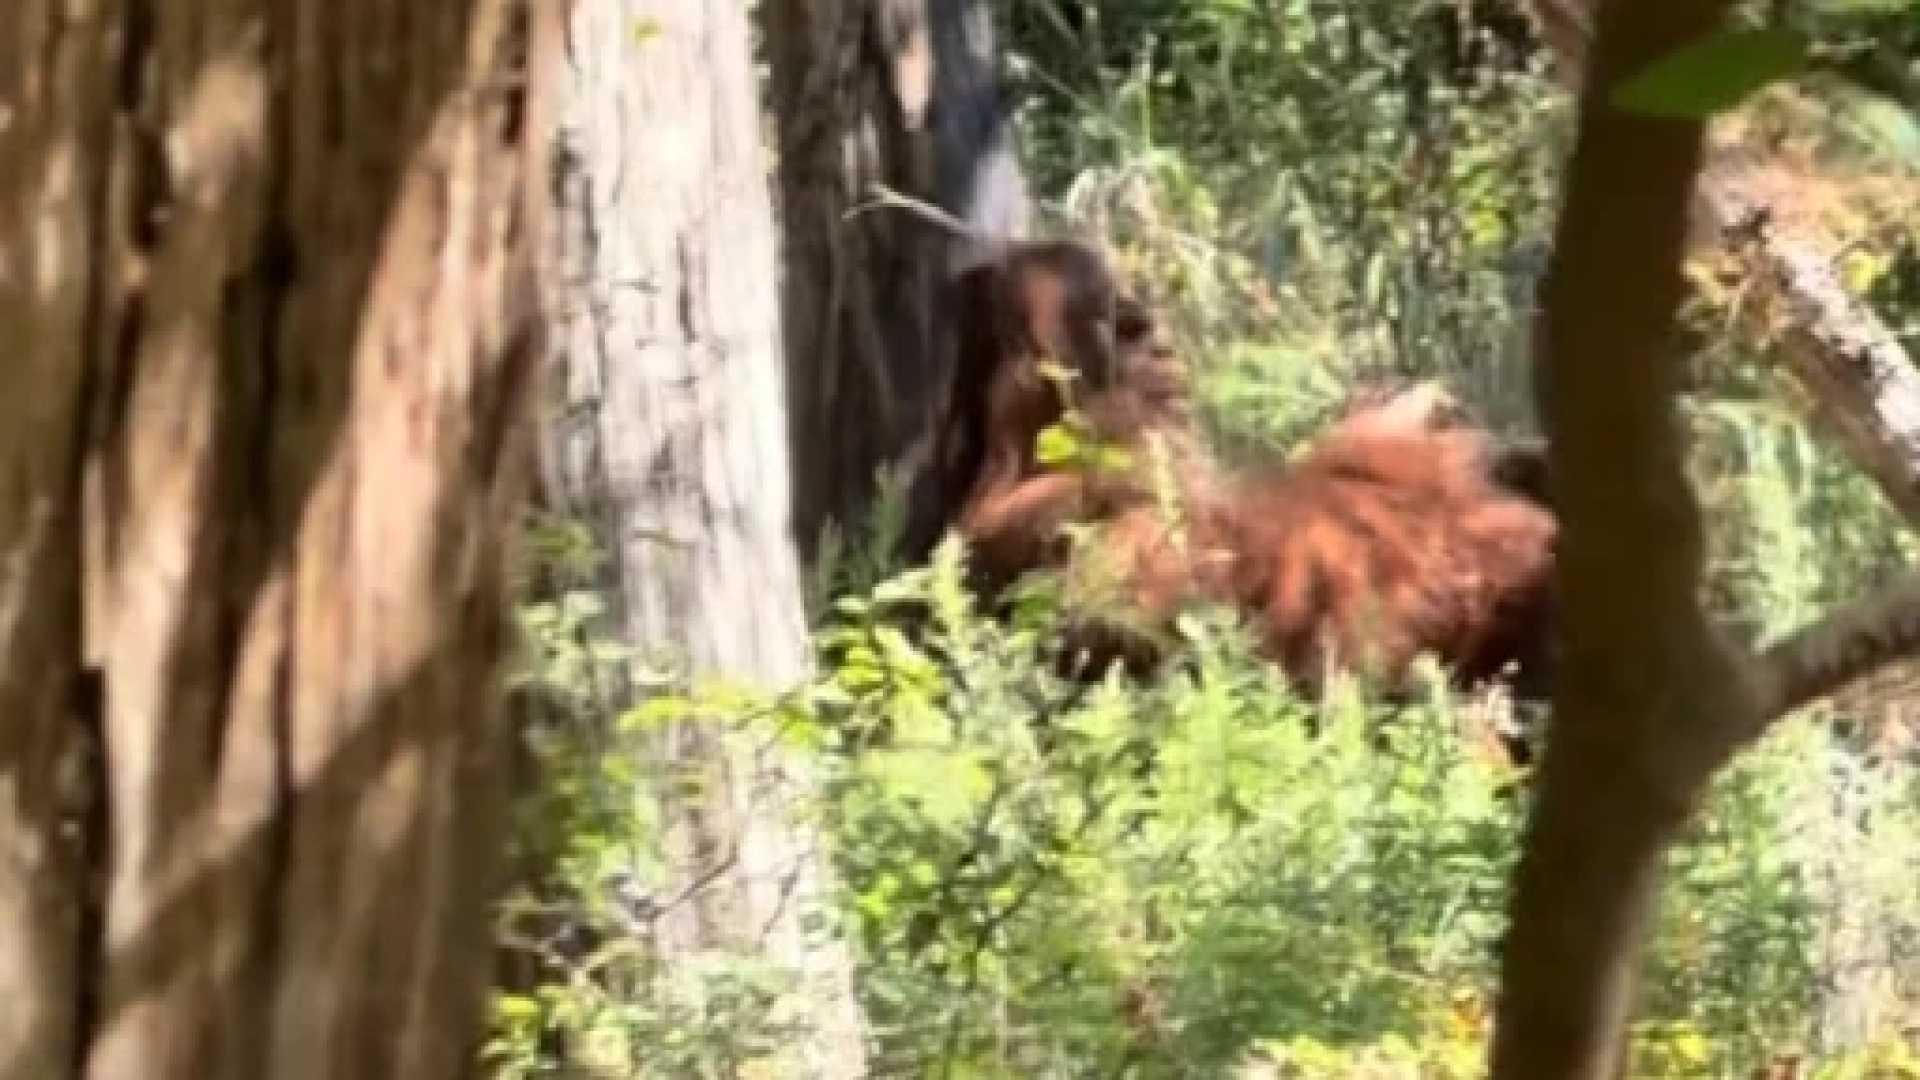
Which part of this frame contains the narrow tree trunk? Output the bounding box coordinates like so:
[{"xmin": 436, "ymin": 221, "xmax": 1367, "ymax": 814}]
[
  {"xmin": 0, "ymin": 0, "xmax": 545, "ymax": 1077},
  {"xmin": 1514, "ymin": 3, "xmax": 1920, "ymax": 1057},
  {"xmin": 766, "ymin": 0, "xmax": 1032, "ymax": 558},
  {"xmin": 539, "ymin": 1, "xmax": 871, "ymax": 1075},
  {"xmin": 1490, "ymin": 3, "xmax": 1752, "ymax": 1076}
]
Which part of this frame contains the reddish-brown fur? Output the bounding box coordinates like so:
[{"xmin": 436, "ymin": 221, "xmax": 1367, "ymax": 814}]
[
  {"xmin": 938, "ymin": 240, "xmax": 1558, "ymax": 704},
  {"xmin": 1223, "ymin": 420, "xmax": 1556, "ymax": 693}
]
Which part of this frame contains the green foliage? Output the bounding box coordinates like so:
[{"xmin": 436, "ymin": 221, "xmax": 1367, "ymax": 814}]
[
  {"xmin": 489, "ymin": 0, "xmax": 1920, "ymax": 1075},
  {"xmin": 490, "ymin": 514, "xmax": 833, "ymax": 1079},
  {"xmin": 1007, "ymin": 0, "xmax": 1568, "ymax": 452},
  {"xmin": 494, "ymin": 516, "xmax": 1920, "ymax": 1077},
  {"xmin": 814, "ymin": 549, "xmax": 1920, "ymax": 1077}
]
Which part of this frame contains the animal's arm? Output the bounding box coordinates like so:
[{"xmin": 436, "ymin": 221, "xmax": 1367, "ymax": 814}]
[
  {"xmin": 959, "ymin": 471, "xmax": 1095, "ymax": 555},
  {"xmin": 958, "ymin": 460, "xmax": 1151, "ymax": 583}
]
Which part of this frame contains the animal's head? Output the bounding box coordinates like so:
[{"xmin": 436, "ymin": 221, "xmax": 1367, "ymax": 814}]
[
  {"xmin": 958, "ymin": 240, "xmax": 1144, "ymax": 415},
  {"xmin": 937, "ymin": 239, "xmax": 1176, "ymax": 481}
]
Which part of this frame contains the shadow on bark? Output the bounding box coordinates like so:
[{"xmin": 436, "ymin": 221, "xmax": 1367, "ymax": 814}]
[
  {"xmin": 765, "ymin": 0, "xmax": 1030, "ymax": 563},
  {"xmin": 48, "ymin": 362, "xmax": 528, "ymax": 1073},
  {"xmin": 0, "ymin": 2, "xmax": 537, "ymax": 1072}
]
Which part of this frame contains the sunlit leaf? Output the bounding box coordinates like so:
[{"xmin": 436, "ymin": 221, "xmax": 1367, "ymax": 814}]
[
  {"xmin": 1035, "ymin": 358, "xmax": 1078, "ymax": 387},
  {"xmin": 1035, "ymin": 422, "xmax": 1081, "ymax": 466}
]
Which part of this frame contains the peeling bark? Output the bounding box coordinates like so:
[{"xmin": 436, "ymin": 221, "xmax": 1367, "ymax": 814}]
[
  {"xmin": 538, "ymin": 1, "xmax": 871, "ymax": 1075},
  {"xmin": 0, "ymin": 0, "xmax": 543, "ymax": 1076},
  {"xmin": 1524, "ymin": 0, "xmax": 1920, "ymax": 527}
]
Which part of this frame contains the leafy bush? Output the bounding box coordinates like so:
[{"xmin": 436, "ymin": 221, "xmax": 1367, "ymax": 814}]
[{"xmin": 492, "ymin": 525, "xmax": 1920, "ymax": 1077}]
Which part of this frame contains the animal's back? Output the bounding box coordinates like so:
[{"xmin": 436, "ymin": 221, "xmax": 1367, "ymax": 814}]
[{"xmin": 1228, "ymin": 427, "xmax": 1557, "ymax": 688}]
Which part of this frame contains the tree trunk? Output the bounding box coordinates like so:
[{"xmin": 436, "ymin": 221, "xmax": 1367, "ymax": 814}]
[
  {"xmin": 0, "ymin": 0, "xmax": 545, "ymax": 1077},
  {"xmin": 1488, "ymin": 2, "xmax": 1758, "ymax": 1076},
  {"xmin": 765, "ymin": 0, "xmax": 1032, "ymax": 559},
  {"xmin": 1511, "ymin": 2, "xmax": 1920, "ymax": 1059},
  {"xmin": 539, "ymin": 1, "xmax": 871, "ymax": 1076},
  {"xmin": 1496, "ymin": 3, "xmax": 1920, "ymax": 1043}
]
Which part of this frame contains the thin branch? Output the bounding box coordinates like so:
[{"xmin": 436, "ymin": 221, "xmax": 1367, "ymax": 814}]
[
  {"xmin": 845, "ymin": 182, "xmax": 987, "ymax": 243},
  {"xmin": 1754, "ymin": 573, "xmax": 1920, "ymax": 722}
]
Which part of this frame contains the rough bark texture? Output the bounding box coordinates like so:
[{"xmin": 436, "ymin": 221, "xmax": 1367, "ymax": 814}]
[
  {"xmin": 766, "ymin": 0, "xmax": 1032, "ymax": 560},
  {"xmin": 539, "ymin": 1, "xmax": 871, "ymax": 1075},
  {"xmin": 0, "ymin": 0, "xmax": 543, "ymax": 1077},
  {"xmin": 1524, "ymin": 0, "xmax": 1920, "ymax": 528},
  {"xmin": 0, "ymin": 2, "xmax": 115, "ymax": 1069}
]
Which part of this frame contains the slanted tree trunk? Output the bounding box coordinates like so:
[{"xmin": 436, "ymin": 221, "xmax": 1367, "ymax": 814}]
[
  {"xmin": 1523, "ymin": 0, "xmax": 1920, "ymax": 528},
  {"xmin": 539, "ymin": 1, "xmax": 870, "ymax": 1075},
  {"xmin": 0, "ymin": 0, "xmax": 546, "ymax": 1076},
  {"xmin": 765, "ymin": 0, "xmax": 1032, "ymax": 559}
]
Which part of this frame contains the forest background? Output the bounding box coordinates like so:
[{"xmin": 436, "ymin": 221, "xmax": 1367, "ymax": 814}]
[
  {"xmin": 495, "ymin": 0, "xmax": 1920, "ymax": 1077},
  {"xmin": 7, "ymin": 0, "xmax": 1920, "ymax": 1077}
]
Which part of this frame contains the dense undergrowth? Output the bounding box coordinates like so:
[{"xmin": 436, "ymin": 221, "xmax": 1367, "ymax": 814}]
[{"xmin": 487, "ymin": 1, "xmax": 1920, "ymax": 1076}]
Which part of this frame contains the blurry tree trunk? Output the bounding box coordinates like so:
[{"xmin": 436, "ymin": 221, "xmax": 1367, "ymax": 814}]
[
  {"xmin": 538, "ymin": 1, "xmax": 871, "ymax": 1076},
  {"xmin": 0, "ymin": 0, "xmax": 544, "ymax": 1077},
  {"xmin": 765, "ymin": 0, "xmax": 1032, "ymax": 560},
  {"xmin": 1489, "ymin": 1, "xmax": 1761, "ymax": 1075},
  {"xmin": 1524, "ymin": 0, "xmax": 1920, "ymax": 528}
]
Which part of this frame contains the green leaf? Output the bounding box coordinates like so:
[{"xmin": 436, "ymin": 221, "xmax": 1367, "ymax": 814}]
[
  {"xmin": 1035, "ymin": 358, "xmax": 1078, "ymax": 388},
  {"xmin": 632, "ymin": 17, "xmax": 663, "ymax": 46},
  {"xmin": 1034, "ymin": 423, "xmax": 1080, "ymax": 466},
  {"xmin": 1093, "ymin": 444, "xmax": 1136, "ymax": 473},
  {"xmin": 621, "ymin": 694, "xmax": 696, "ymax": 731},
  {"xmin": 1612, "ymin": 27, "xmax": 1809, "ymax": 118},
  {"xmin": 493, "ymin": 993, "xmax": 545, "ymax": 1023}
]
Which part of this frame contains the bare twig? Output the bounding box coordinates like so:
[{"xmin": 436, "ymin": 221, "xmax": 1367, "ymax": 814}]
[{"xmin": 845, "ymin": 182, "xmax": 987, "ymax": 243}]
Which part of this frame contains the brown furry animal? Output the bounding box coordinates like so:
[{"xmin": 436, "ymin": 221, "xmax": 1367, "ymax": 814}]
[
  {"xmin": 1331, "ymin": 377, "xmax": 1555, "ymax": 513},
  {"xmin": 1223, "ymin": 406, "xmax": 1557, "ymax": 696},
  {"xmin": 935, "ymin": 240, "xmax": 1557, "ymax": 706},
  {"xmin": 935, "ymin": 239, "xmax": 1211, "ymax": 596}
]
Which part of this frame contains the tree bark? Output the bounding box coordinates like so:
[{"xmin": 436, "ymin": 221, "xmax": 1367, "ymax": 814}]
[
  {"xmin": 1523, "ymin": 0, "xmax": 1920, "ymax": 528},
  {"xmin": 539, "ymin": 0, "xmax": 871, "ymax": 1075},
  {"xmin": 0, "ymin": 0, "xmax": 545, "ymax": 1077},
  {"xmin": 0, "ymin": 1, "xmax": 116, "ymax": 1068},
  {"xmin": 765, "ymin": 0, "xmax": 1032, "ymax": 560},
  {"xmin": 1490, "ymin": 2, "xmax": 1785, "ymax": 1075}
]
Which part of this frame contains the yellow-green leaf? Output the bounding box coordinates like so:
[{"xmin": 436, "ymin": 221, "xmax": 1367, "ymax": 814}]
[{"xmin": 1035, "ymin": 422, "xmax": 1080, "ymax": 466}]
